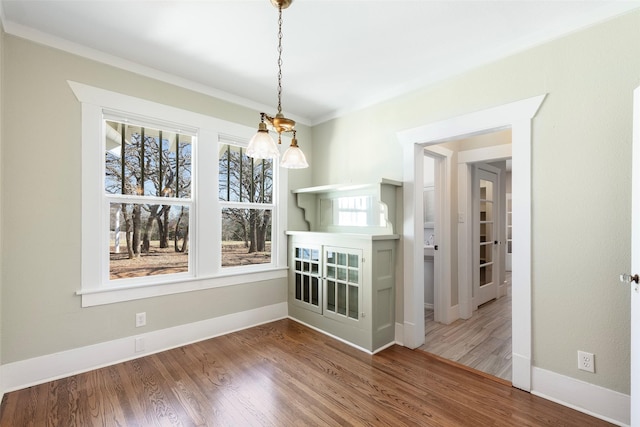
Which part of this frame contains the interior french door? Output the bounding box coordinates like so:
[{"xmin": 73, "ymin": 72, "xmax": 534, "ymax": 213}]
[{"xmin": 474, "ymin": 165, "xmax": 500, "ymax": 308}]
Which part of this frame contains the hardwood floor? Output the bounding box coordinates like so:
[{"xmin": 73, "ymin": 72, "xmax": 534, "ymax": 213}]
[
  {"xmin": 421, "ymin": 273, "xmax": 512, "ymax": 382},
  {"xmin": 0, "ymin": 318, "xmax": 612, "ymax": 426}
]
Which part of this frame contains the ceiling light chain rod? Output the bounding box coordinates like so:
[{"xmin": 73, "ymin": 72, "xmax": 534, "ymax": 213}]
[
  {"xmin": 277, "ymin": 3, "xmax": 284, "ymax": 117},
  {"xmin": 246, "ymin": 0, "xmax": 308, "ymax": 168}
]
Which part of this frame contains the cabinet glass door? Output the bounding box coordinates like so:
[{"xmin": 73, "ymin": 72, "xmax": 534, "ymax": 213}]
[
  {"xmin": 324, "ymin": 247, "xmax": 362, "ymax": 320},
  {"xmin": 292, "ymin": 245, "xmax": 322, "ymax": 314}
]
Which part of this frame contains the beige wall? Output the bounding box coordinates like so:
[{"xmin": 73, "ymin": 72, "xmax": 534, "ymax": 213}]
[
  {"xmin": 0, "ymin": 34, "xmax": 312, "ymax": 363},
  {"xmin": 312, "ymin": 10, "xmax": 640, "ymax": 394},
  {"xmin": 2, "ymin": 7, "xmax": 639, "ymax": 398}
]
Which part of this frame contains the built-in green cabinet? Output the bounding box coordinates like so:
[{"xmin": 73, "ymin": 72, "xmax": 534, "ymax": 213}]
[
  {"xmin": 287, "ymin": 179, "xmax": 401, "ymax": 353},
  {"xmin": 287, "ymin": 232, "xmax": 397, "ymax": 353}
]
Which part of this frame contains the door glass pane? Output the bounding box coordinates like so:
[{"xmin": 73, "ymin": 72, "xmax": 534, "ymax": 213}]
[
  {"xmin": 337, "ymin": 252, "xmax": 347, "ymax": 266},
  {"xmin": 348, "ymin": 253, "xmax": 358, "ymax": 267},
  {"xmin": 311, "ymin": 277, "xmax": 319, "ymax": 306},
  {"xmin": 295, "ymin": 273, "xmax": 301, "ymax": 300},
  {"xmin": 348, "ymin": 285, "xmax": 358, "ymax": 319},
  {"xmin": 327, "ymin": 265, "xmax": 335, "ymax": 278},
  {"xmin": 337, "ymin": 283, "xmax": 347, "ymax": 315},
  {"xmin": 480, "ymin": 264, "xmax": 493, "ymax": 286},
  {"xmin": 303, "ymin": 275, "xmax": 310, "ymax": 303},
  {"xmin": 327, "ymin": 280, "xmax": 336, "ymax": 312},
  {"xmin": 348, "ymin": 268, "xmax": 358, "ymax": 283},
  {"xmin": 326, "ymin": 251, "xmax": 335, "ymax": 264},
  {"xmin": 480, "ymin": 242, "xmax": 493, "ymax": 264},
  {"xmin": 337, "ymin": 267, "xmax": 347, "ymax": 281}
]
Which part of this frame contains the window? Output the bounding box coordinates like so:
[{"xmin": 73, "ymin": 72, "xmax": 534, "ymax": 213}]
[
  {"xmin": 71, "ymin": 82, "xmax": 287, "ymax": 307},
  {"xmin": 105, "ymin": 118, "xmax": 194, "ymax": 281},
  {"xmin": 218, "ymin": 138, "xmax": 274, "ymax": 269}
]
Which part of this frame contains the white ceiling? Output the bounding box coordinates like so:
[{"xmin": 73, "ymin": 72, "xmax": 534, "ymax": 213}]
[{"xmin": 2, "ymin": 0, "xmax": 639, "ymax": 125}]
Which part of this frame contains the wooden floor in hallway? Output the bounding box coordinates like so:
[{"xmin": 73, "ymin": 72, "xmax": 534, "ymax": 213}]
[{"xmin": 420, "ymin": 273, "xmax": 512, "ymax": 382}]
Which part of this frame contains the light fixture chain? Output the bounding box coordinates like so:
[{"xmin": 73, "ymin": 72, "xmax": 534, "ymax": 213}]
[{"xmin": 277, "ymin": 4, "xmax": 283, "ymax": 115}]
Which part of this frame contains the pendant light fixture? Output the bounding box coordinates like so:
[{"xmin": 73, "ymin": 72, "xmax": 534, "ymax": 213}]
[{"xmin": 246, "ymin": 0, "xmax": 309, "ymax": 169}]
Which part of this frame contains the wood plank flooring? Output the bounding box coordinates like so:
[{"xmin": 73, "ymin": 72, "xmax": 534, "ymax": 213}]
[
  {"xmin": 0, "ymin": 318, "xmax": 612, "ymax": 426},
  {"xmin": 421, "ymin": 273, "xmax": 512, "ymax": 381}
]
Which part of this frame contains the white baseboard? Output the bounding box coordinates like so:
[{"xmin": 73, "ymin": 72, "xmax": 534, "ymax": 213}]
[
  {"xmin": 0, "ymin": 302, "xmax": 288, "ymax": 395},
  {"xmin": 532, "ymin": 367, "xmax": 630, "ymax": 426},
  {"xmin": 395, "ymin": 322, "xmax": 404, "ymax": 346},
  {"xmin": 424, "ymin": 303, "xmax": 434, "ymax": 310},
  {"xmin": 512, "ymin": 352, "xmax": 531, "ymax": 391},
  {"xmin": 444, "ymin": 303, "xmax": 459, "ymax": 324}
]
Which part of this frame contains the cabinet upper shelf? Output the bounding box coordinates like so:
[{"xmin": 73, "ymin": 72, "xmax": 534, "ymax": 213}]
[{"xmin": 291, "ymin": 179, "xmax": 402, "ymax": 235}]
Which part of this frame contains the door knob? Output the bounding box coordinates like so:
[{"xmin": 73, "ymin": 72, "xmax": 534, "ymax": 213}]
[
  {"xmin": 620, "ymin": 273, "xmax": 639, "ymax": 284},
  {"xmin": 620, "ymin": 273, "xmax": 640, "ymax": 293}
]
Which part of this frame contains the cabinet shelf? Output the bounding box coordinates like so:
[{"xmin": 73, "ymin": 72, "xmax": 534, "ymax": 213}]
[{"xmin": 291, "ymin": 179, "xmax": 402, "ymax": 235}]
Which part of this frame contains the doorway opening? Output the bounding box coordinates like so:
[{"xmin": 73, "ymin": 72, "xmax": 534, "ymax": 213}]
[
  {"xmin": 397, "ymin": 94, "xmax": 546, "ymax": 391},
  {"xmin": 419, "ymin": 131, "xmax": 513, "ymax": 382}
]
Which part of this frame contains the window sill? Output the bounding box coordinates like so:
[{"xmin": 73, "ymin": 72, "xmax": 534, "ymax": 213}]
[{"xmin": 77, "ymin": 268, "xmax": 288, "ymax": 307}]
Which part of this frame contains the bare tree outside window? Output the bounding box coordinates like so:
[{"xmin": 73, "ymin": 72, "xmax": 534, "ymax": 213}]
[
  {"xmin": 218, "ymin": 143, "xmax": 273, "ymax": 267},
  {"xmin": 105, "ymin": 120, "xmax": 192, "ymax": 279}
]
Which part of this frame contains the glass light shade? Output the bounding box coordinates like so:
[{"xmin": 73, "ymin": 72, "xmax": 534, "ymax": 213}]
[
  {"xmin": 280, "ymin": 144, "xmax": 309, "ymax": 169},
  {"xmin": 246, "ymin": 128, "xmax": 279, "ymax": 159}
]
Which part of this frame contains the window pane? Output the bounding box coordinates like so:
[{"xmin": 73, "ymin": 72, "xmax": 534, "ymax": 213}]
[
  {"xmin": 105, "ymin": 121, "xmax": 192, "ymax": 198},
  {"xmin": 219, "ymin": 143, "xmax": 273, "ymax": 203},
  {"xmin": 109, "ymin": 203, "xmax": 189, "ymax": 279},
  {"xmin": 221, "ymin": 208, "xmax": 272, "ymax": 267}
]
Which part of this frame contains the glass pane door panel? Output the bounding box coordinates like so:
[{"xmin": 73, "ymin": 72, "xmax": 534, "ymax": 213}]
[
  {"xmin": 348, "ymin": 285, "xmax": 358, "ymax": 319},
  {"xmin": 480, "ymin": 264, "xmax": 493, "ymax": 286},
  {"xmin": 327, "ymin": 265, "xmax": 335, "ymax": 278},
  {"xmin": 327, "ymin": 280, "xmax": 336, "ymax": 312},
  {"xmin": 337, "ymin": 283, "xmax": 347, "ymax": 315},
  {"xmin": 292, "ymin": 245, "xmax": 322, "ymax": 313},
  {"xmin": 348, "ymin": 254, "xmax": 359, "ymax": 267},
  {"xmin": 324, "ymin": 247, "xmax": 362, "ymax": 321},
  {"xmin": 348, "ymin": 269, "xmax": 359, "ymax": 283},
  {"xmin": 480, "ymin": 243, "xmax": 493, "ymax": 264},
  {"xmin": 303, "ymin": 275, "xmax": 310, "ymax": 303},
  {"xmin": 337, "ymin": 252, "xmax": 347, "ymax": 266},
  {"xmin": 311, "ymin": 277, "xmax": 319, "ymax": 306}
]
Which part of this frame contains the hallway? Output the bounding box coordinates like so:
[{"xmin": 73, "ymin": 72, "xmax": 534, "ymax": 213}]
[{"xmin": 420, "ymin": 274, "xmax": 512, "ymax": 382}]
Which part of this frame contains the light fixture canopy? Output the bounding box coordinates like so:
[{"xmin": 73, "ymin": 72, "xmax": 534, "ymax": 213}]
[{"xmin": 246, "ymin": 0, "xmax": 309, "ymax": 169}]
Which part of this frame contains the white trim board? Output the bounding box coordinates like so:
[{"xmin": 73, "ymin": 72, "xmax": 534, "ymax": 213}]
[
  {"xmin": 532, "ymin": 367, "xmax": 630, "ymax": 426},
  {"xmin": 0, "ymin": 302, "xmax": 288, "ymax": 395}
]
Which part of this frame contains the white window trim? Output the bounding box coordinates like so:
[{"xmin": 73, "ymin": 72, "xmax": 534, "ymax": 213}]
[{"xmin": 69, "ymin": 81, "xmax": 288, "ymax": 307}]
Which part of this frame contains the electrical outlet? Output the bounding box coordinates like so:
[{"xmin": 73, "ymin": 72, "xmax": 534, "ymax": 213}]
[
  {"xmin": 578, "ymin": 350, "xmax": 595, "ymax": 373},
  {"xmin": 135, "ymin": 312, "xmax": 146, "ymax": 327}
]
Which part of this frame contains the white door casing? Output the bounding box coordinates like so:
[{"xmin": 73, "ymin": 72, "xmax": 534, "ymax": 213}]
[
  {"xmin": 398, "ymin": 94, "xmax": 546, "ymax": 391},
  {"xmin": 629, "ymin": 85, "xmax": 640, "ymax": 426}
]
